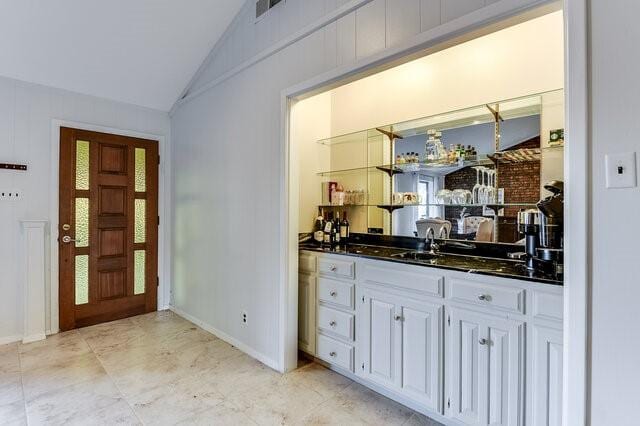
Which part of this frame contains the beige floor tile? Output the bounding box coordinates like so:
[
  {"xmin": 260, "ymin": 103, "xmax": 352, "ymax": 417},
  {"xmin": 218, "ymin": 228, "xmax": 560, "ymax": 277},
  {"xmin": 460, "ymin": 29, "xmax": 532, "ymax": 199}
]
[
  {"xmin": 19, "ymin": 330, "xmax": 92, "ymax": 370},
  {"xmin": 403, "ymin": 412, "xmax": 444, "ymax": 426},
  {"xmin": 176, "ymin": 400, "xmax": 257, "ymax": 425},
  {"xmin": 79, "ymin": 319, "xmax": 148, "ymax": 354},
  {"xmin": 0, "ymin": 399, "xmax": 26, "ymax": 425},
  {"xmin": 229, "ymin": 379, "xmax": 326, "ymax": 426},
  {"xmin": 301, "ymin": 382, "xmax": 414, "ymax": 426},
  {"xmin": 21, "ymin": 352, "xmax": 107, "ymax": 401},
  {"xmin": 127, "ymin": 371, "xmax": 227, "ymax": 425},
  {"xmin": 0, "ymin": 373, "xmax": 23, "ymax": 405},
  {"xmin": 0, "ymin": 344, "xmax": 20, "ymax": 375},
  {"xmin": 204, "ymin": 353, "xmax": 282, "ymax": 398},
  {"xmin": 280, "ymin": 363, "xmax": 352, "ymax": 399},
  {"xmin": 25, "ymin": 375, "xmax": 124, "ymax": 424}
]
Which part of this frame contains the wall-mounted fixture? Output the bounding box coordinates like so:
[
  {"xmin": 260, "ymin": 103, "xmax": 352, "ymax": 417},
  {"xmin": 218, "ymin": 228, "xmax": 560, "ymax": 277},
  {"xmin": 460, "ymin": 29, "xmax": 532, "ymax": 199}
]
[
  {"xmin": 256, "ymin": 0, "xmax": 285, "ymax": 20},
  {"xmin": 0, "ymin": 163, "xmax": 27, "ymax": 171}
]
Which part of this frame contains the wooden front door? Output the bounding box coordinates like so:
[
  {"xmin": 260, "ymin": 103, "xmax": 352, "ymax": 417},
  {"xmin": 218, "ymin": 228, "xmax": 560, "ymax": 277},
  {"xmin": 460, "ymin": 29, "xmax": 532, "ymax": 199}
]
[{"xmin": 59, "ymin": 127, "xmax": 158, "ymax": 330}]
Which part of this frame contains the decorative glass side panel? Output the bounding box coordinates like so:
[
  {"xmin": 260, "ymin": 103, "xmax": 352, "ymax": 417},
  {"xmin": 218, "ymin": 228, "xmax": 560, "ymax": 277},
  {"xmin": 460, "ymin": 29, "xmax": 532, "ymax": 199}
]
[
  {"xmin": 76, "ymin": 140, "xmax": 90, "ymax": 190},
  {"xmin": 134, "ymin": 250, "xmax": 145, "ymax": 295},
  {"xmin": 134, "ymin": 199, "xmax": 146, "ymax": 243},
  {"xmin": 135, "ymin": 148, "xmax": 146, "ymax": 192},
  {"xmin": 75, "ymin": 255, "xmax": 89, "ymax": 305},
  {"xmin": 75, "ymin": 198, "xmax": 89, "ymax": 247}
]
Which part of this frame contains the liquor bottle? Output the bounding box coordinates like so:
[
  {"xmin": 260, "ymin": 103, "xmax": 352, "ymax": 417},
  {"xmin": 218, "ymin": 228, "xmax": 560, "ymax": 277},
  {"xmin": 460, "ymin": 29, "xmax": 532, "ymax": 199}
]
[
  {"xmin": 313, "ymin": 214, "xmax": 325, "ymax": 243},
  {"xmin": 323, "ymin": 212, "xmax": 332, "ymax": 245},
  {"xmin": 340, "ymin": 211, "xmax": 350, "ymax": 241},
  {"xmin": 333, "ymin": 211, "xmax": 341, "ymax": 244}
]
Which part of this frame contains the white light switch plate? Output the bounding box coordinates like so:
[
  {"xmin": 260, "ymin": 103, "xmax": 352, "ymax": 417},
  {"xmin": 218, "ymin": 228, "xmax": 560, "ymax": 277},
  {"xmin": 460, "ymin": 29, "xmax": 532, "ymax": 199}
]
[{"xmin": 606, "ymin": 152, "xmax": 637, "ymax": 189}]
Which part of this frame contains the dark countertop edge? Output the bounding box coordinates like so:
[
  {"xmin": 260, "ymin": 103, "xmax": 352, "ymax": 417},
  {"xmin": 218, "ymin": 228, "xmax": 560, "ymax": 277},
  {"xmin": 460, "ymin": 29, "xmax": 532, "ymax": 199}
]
[{"xmin": 299, "ymin": 245, "xmax": 563, "ymax": 286}]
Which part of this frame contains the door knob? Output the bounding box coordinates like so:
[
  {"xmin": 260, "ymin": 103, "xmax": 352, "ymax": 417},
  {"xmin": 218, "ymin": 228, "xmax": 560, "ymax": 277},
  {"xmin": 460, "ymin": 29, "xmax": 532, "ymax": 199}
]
[
  {"xmin": 61, "ymin": 235, "xmax": 77, "ymax": 244},
  {"xmin": 394, "ymin": 315, "xmax": 403, "ymax": 321},
  {"xmin": 479, "ymin": 338, "xmax": 488, "ymax": 345},
  {"xmin": 330, "ymin": 291, "xmax": 337, "ymax": 297},
  {"xmin": 329, "ymin": 321, "xmax": 337, "ymax": 327}
]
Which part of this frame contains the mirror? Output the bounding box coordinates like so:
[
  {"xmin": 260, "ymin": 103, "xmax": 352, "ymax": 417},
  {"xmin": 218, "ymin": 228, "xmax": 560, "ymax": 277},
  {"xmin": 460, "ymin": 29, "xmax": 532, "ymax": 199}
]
[{"xmin": 316, "ymin": 89, "xmax": 564, "ymax": 243}]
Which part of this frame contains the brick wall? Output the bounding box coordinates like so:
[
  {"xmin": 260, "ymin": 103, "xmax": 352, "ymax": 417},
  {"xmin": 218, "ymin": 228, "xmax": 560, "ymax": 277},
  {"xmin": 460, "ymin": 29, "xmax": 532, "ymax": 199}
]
[{"xmin": 443, "ymin": 136, "xmax": 541, "ymax": 242}]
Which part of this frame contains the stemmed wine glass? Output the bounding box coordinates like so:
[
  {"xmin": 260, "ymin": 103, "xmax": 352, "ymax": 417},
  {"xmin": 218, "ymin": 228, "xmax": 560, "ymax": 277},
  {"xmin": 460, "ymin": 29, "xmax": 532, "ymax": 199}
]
[{"xmin": 472, "ymin": 167, "xmax": 482, "ymax": 204}]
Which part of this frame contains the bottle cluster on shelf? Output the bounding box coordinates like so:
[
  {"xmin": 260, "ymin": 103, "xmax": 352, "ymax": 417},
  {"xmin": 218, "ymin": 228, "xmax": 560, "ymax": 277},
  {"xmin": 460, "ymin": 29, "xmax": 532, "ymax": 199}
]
[
  {"xmin": 424, "ymin": 129, "xmax": 478, "ymax": 165},
  {"xmin": 313, "ymin": 210, "xmax": 350, "ymax": 246},
  {"xmin": 322, "ymin": 182, "xmax": 367, "ymax": 206}
]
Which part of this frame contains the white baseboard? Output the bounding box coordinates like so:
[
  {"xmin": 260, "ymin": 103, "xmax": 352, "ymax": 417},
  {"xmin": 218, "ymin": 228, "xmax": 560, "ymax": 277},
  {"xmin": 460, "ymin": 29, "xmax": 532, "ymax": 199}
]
[
  {"xmin": 169, "ymin": 305, "xmax": 281, "ymax": 372},
  {"xmin": 0, "ymin": 335, "xmax": 23, "ymax": 346},
  {"xmin": 22, "ymin": 333, "xmax": 46, "ymax": 344}
]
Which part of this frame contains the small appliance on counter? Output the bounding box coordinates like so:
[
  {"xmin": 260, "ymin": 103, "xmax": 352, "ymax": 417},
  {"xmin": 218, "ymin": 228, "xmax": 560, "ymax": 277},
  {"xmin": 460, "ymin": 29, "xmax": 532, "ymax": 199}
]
[{"xmin": 513, "ymin": 180, "xmax": 564, "ymax": 276}]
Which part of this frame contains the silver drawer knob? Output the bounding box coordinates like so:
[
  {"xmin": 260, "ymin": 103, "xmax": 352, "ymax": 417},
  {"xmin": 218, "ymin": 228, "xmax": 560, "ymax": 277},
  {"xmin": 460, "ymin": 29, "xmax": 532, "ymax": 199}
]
[
  {"xmin": 330, "ymin": 291, "xmax": 337, "ymax": 297},
  {"xmin": 329, "ymin": 351, "xmax": 337, "ymax": 357},
  {"xmin": 329, "ymin": 320, "xmax": 337, "ymax": 327},
  {"xmin": 329, "ymin": 265, "xmax": 337, "ymax": 271},
  {"xmin": 479, "ymin": 338, "xmax": 488, "ymax": 345},
  {"xmin": 477, "ymin": 294, "xmax": 490, "ymax": 301},
  {"xmin": 394, "ymin": 315, "xmax": 403, "ymax": 321}
]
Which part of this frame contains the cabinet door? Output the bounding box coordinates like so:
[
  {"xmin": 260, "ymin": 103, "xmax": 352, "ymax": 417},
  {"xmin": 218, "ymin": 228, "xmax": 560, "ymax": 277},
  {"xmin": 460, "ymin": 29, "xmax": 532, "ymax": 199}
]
[
  {"xmin": 448, "ymin": 308, "xmax": 524, "ymax": 426},
  {"xmin": 485, "ymin": 315, "xmax": 524, "ymax": 426},
  {"xmin": 449, "ymin": 308, "xmax": 485, "ymax": 426},
  {"xmin": 360, "ymin": 288, "xmax": 401, "ymax": 389},
  {"xmin": 532, "ymin": 325, "xmax": 563, "ymax": 426},
  {"xmin": 400, "ymin": 299, "xmax": 443, "ymax": 413},
  {"xmin": 298, "ymin": 273, "xmax": 316, "ymax": 355}
]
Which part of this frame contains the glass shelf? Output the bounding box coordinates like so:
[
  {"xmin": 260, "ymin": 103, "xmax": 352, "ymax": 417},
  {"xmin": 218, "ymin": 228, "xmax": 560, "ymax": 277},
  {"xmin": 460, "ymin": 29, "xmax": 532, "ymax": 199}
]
[
  {"xmin": 317, "ymin": 157, "xmax": 493, "ymax": 177},
  {"xmin": 319, "ymin": 203, "xmax": 536, "ymax": 209}
]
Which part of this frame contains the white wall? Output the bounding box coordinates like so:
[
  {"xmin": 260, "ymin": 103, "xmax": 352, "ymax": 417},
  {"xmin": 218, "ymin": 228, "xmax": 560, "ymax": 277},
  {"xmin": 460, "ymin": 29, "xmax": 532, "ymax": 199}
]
[
  {"xmin": 329, "ymin": 11, "xmax": 564, "ymax": 136},
  {"xmin": 589, "ymin": 1, "xmax": 640, "ymax": 424},
  {"xmin": 171, "ymin": 0, "xmax": 558, "ymax": 368},
  {"xmin": 0, "ymin": 75, "xmax": 170, "ymax": 343}
]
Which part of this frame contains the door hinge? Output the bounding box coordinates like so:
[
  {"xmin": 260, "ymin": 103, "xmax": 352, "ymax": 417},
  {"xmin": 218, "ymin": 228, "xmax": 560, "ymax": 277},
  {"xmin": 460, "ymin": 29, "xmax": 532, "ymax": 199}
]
[
  {"xmin": 158, "ymin": 155, "xmax": 160, "ymax": 165},
  {"xmin": 447, "ymin": 398, "xmax": 450, "ymax": 409},
  {"xmin": 361, "ymin": 295, "xmax": 365, "ymax": 303},
  {"xmin": 447, "ymin": 315, "xmax": 451, "ymax": 326},
  {"xmin": 158, "ymin": 215, "xmax": 160, "ymax": 226},
  {"xmin": 361, "ymin": 362, "xmax": 365, "ymax": 371},
  {"xmin": 157, "ymin": 276, "xmax": 159, "ymax": 287}
]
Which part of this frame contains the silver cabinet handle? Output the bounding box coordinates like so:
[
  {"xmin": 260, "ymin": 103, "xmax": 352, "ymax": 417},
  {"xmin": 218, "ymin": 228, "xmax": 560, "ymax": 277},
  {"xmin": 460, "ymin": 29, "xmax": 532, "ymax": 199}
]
[
  {"xmin": 477, "ymin": 294, "xmax": 490, "ymax": 301},
  {"xmin": 61, "ymin": 235, "xmax": 77, "ymax": 244},
  {"xmin": 479, "ymin": 338, "xmax": 488, "ymax": 345},
  {"xmin": 329, "ymin": 351, "xmax": 337, "ymax": 357},
  {"xmin": 394, "ymin": 315, "xmax": 403, "ymax": 321},
  {"xmin": 330, "ymin": 291, "xmax": 337, "ymax": 297},
  {"xmin": 329, "ymin": 320, "xmax": 337, "ymax": 327},
  {"xmin": 329, "ymin": 265, "xmax": 337, "ymax": 271}
]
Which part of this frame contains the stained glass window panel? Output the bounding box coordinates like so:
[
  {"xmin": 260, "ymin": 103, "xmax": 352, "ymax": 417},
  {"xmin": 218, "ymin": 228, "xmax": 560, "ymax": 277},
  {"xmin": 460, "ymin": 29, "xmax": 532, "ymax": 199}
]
[
  {"xmin": 134, "ymin": 199, "xmax": 146, "ymax": 243},
  {"xmin": 76, "ymin": 140, "xmax": 89, "ymax": 190},
  {"xmin": 135, "ymin": 148, "xmax": 146, "ymax": 192},
  {"xmin": 75, "ymin": 255, "xmax": 89, "ymax": 305},
  {"xmin": 134, "ymin": 250, "xmax": 145, "ymax": 295},
  {"xmin": 75, "ymin": 198, "xmax": 89, "ymax": 247}
]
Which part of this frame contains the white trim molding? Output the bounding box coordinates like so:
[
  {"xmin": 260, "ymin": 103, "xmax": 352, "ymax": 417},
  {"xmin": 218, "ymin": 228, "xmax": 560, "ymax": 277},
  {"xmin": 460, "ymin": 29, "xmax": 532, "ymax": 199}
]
[
  {"xmin": 20, "ymin": 220, "xmax": 48, "ymax": 344},
  {"xmin": 49, "ymin": 120, "xmax": 172, "ymax": 334},
  {"xmin": 562, "ymin": 0, "xmax": 589, "ymax": 424}
]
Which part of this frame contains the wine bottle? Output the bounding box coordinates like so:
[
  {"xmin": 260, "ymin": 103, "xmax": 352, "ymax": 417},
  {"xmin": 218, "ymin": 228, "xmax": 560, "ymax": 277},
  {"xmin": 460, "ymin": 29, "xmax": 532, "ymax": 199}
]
[
  {"xmin": 340, "ymin": 211, "xmax": 350, "ymax": 241},
  {"xmin": 323, "ymin": 212, "xmax": 332, "ymax": 245},
  {"xmin": 313, "ymin": 215, "xmax": 325, "ymax": 243}
]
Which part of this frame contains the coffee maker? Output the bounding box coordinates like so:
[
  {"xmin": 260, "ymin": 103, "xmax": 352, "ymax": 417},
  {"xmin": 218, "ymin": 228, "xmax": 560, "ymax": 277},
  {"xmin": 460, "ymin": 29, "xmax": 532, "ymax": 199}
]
[{"xmin": 515, "ymin": 181, "xmax": 564, "ymax": 275}]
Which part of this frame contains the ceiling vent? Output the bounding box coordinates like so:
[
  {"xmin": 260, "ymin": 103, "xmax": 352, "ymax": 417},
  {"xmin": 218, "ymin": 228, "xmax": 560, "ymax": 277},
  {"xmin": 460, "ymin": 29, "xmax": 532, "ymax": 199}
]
[{"xmin": 256, "ymin": 0, "xmax": 284, "ymax": 19}]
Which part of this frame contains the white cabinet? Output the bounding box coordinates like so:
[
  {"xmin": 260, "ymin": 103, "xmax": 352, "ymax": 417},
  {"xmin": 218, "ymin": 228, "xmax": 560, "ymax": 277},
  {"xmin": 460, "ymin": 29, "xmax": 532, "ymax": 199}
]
[
  {"xmin": 360, "ymin": 286, "xmax": 443, "ymax": 412},
  {"xmin": 531, "ymin": 325, "xmax": 563, "ymax": 426},
  {"xmin": 448, "ymin": 307, "xmax": 524, "ymax": 426},
  {"xmin": 298, "ymin": 273, "xmax": 316, "ymax": 355}
]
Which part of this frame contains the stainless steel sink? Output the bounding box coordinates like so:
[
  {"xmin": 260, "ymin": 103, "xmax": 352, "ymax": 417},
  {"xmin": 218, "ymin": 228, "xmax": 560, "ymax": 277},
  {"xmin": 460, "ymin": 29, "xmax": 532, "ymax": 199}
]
[{"xmin": 391, "ymin": 251, "xmax": 440, "ymax": 261}]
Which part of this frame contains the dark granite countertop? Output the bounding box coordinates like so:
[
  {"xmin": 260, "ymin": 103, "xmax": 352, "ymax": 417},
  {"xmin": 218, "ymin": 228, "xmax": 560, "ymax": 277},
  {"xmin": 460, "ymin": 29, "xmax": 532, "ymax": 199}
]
[{"xmin": 299, "ymin": 242, "xmax": 563, "ymax": 286}]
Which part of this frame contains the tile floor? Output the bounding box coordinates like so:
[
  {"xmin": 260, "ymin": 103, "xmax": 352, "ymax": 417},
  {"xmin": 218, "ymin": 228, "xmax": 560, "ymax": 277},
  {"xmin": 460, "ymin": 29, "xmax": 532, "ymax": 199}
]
[{"xmin": 0, "ymin": 311, "xmax": 443, "ymax": 425}]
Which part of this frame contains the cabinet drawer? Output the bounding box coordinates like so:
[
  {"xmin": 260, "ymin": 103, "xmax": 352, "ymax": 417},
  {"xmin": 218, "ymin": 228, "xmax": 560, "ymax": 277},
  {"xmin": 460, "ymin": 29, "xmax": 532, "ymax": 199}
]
[
  {"xmin": 361, "ymin": 262, "xmax": 443, "ymax": 297},
  {"xmin": 317, "ymin": 334, "xmax": 354, "ymax": 372},
  {"xmin": 532, "ymin": 290, "xmax": 563, "ymax": 322},
  {"xmin": 318, "ymin": 278, "xmax": 354, "ymax": 309},
  {"xmin": 318, "ymin": 305, "xmax": 355, "ymax": 341},
  {"xmin": 299, "ymin": 252, "xmax": 316, "ymax": 273},
  {"xmin": 318, "ymin": 257, "xmax": 355, "ymax": 279},
  {"xmin": 448, "ymin": 278, "xmax": 525, "ymax": 314}
]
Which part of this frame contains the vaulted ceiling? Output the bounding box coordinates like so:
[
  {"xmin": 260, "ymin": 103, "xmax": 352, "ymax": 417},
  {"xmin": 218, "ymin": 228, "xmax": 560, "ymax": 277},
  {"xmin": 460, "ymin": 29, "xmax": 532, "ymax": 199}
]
[{"xmin": 0, "ymin": 0, "xmax": 245, "ymax": 111}]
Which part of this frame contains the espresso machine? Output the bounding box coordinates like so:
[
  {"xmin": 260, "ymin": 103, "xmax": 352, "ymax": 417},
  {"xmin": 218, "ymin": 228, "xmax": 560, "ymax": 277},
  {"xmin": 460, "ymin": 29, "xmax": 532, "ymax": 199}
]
[{"xmin": 515, "ymin": 181, "xmax": 564, "ymax": 275}]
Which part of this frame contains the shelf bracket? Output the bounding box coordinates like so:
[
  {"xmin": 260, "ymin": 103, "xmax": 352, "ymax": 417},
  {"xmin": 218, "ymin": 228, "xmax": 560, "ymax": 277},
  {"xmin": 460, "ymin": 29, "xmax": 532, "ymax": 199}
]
[
  {"xmin": 376, "ymin": 205, "xmax": 404, "ymax": 213},
  {"xmin": 375, "ymin": 165, "xmax": 404, "ymax": 177},
  {"xmin": 375, "ymin": 127, "xmax": 404, "ymax": 141}
]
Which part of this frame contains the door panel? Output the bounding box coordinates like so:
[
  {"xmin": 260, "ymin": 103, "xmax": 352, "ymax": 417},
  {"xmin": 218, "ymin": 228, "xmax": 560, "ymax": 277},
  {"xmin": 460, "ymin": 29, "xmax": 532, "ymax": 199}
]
[
  {"xmin": 532, "ymin": 325, "xmax": 563, "ymax": 426},
  {"xmin": 361, "ymin": 288, "xmax": 399, "ymax": 388},
  {"xmin": 400, "ymin": 300, "xmax": 443, "ymax": 413},
  {"xmin": 449, "ymin": 308, "xmax": 485, "ymax": 426},
  {"xmin": 59, "ymin": 127, "xmax": 158, "ymax": 330}
]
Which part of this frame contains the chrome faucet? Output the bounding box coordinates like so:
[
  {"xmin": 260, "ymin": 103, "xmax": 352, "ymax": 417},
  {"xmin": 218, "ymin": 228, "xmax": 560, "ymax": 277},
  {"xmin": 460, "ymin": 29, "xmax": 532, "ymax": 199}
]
[{"xmin": 425, "ymin": 228, "xmax": 439, "ymax": 254}]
